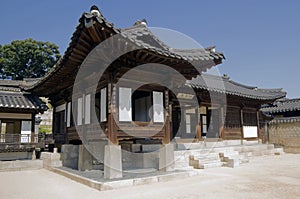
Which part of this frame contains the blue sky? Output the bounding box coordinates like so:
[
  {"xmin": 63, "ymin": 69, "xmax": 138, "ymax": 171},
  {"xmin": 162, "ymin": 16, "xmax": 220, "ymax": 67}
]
[{"xmin": 0, "ymin": 0, "xmax": 299, "ymax": 98}]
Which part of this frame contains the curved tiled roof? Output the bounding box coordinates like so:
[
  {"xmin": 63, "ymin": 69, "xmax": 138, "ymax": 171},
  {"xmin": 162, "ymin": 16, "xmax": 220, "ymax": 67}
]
[
  {"xmin": 120, "ymin": 25, "xmax": 224, "ymax": 62},
  {"xmin": 261, "ymin": 98, "xmax": 300, "ymax": 113},
  {"xmin": 0, "ymin": 80, "xmax": 47, "ymax": 112},
  {"xmin": 186, "ymin": 74, "xmax": 286, "ymax": 100},
  {"xmin": 25, "ymin": 7, "xmax": 224, "ymax": 95},
  {"xmin": 269, "ymin": 116, "xmax": 300, "ymax": 124}
]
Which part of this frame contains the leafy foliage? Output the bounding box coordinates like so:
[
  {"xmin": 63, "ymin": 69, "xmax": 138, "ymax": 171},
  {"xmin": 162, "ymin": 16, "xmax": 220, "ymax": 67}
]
[{"xmin": 0, "ymin": 38, "xmax": 60, "ymax": 80}]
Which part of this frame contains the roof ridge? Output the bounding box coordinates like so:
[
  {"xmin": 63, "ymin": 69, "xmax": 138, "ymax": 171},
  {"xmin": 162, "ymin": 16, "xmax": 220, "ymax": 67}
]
[{"xmin": 228, "ymin": 79, "xmax": 257, "ymax": 90}]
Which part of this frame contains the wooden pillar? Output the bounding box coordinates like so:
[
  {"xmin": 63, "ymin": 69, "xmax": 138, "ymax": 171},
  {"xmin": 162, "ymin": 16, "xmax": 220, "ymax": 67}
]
[
  {"xmin": 195, "ymin": 106, "xmax": 201, "ymax": 141},
  {"xmin": 163, "ymin": 90, "xmax": 171, "ymax": 144},
  {"xmin": 240, "ymin": 107, "xmax": 244, "ymax": 143},
  {"xmin": 52, "ymin": 106, "xmax": 56, "ymax": 143},
  {"xmin": 220, "ymin": 107, "xmax": 225, "ymax": 140},
  {"xmin": 31, "ymin": 113, "xmax": 35, "ymax": 143},
  {"xmin": 108, "ymin": 83, "xmax": 118, "ymax": 145},
  {"xmin": 256, "ymin": 110, "xmax": 260, "ymax": 142}
]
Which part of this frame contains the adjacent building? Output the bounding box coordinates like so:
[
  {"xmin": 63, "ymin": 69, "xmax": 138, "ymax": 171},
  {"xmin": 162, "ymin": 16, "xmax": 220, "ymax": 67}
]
[
  {"xmin": 0, "ymin": 79, "xmax": 47, "ymax": 160},
  {"xmin": 262, "ymin": 98, "xmax": 300, "ymax": 153}
]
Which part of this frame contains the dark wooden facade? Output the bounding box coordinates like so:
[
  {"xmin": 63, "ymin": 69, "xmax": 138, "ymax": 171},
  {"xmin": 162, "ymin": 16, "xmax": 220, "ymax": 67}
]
[{"xmin": 26, "ymin": 6, "xmax": 285, "ymax": 148}]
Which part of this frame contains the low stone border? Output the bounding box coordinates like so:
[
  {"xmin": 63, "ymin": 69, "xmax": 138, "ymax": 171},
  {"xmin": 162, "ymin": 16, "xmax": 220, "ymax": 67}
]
[
  {"xmin": 0, "ymin": 160, "xmax": 43, "ymax": 171},
  {"xmin": 49, "ymin": 167, "xmax": 201, "ymax": 191}
]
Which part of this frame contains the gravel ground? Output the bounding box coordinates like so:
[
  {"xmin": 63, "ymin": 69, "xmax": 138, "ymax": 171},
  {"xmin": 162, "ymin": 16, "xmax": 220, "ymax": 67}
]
[{"xmin": 0, "ymin": 154, "xmax": 300, "ymax": 199}]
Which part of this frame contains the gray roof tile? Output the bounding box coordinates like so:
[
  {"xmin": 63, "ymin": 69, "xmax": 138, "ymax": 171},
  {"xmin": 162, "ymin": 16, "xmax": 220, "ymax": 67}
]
[
  {"xmin": 261, "ymin": 98, "xmax": 300, "ymax": 113},
  {"xmin": 0, "ymin": 80, "xmax": 47, "ymax": 112},
  {"xmin": 187, "ymin": 74, "xmax": 286, "ymax": 100}
]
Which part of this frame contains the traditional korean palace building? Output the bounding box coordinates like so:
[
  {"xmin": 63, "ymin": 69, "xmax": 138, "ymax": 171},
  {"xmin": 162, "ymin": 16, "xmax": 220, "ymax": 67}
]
[
  {"xmin": 0, "ymin": 79, "xmax": 47, "ymax": 160},
  {"xmin": 18, "ymin": 5, "xmax": 286, "ymax": 176}
]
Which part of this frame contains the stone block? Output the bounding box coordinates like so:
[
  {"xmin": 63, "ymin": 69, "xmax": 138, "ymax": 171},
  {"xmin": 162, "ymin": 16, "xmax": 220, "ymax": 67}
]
[
  {"xmin": 177, "ymin": 143, "xmax": 205, "ymax": 150},
  {"xmin": 227, "ymin": 159, "xmax": 240, "ymax": 168},
  {"xmin": 61, "ymin": 144, "xmax": 79, "ymax": 169},
  {"xmin": 143, "ymin": 152, "xmax": 159, "ymax": 169},
  {"xmin": 131, "ymin": 144, "xmax": 141, "ymax": 152},
  {"xmin": 159, "ymin": 144, "xmax": 175, "ymax": 172},
  {"xmin": 122, "ymin": 151, "xmax": 144, "ymax": 170},
  {"xmin": 0, "ymin": 160, "xmax": 43, "ymax": 171},
  {"xmin": 158, "ymin": 172, "xmax": 189, "ymax": 182},
  {"xmin": 13, "ymin": 160, "xmax": 43, "ymax": 170},
  {"xmin": 121, "ymin": 150, "xmax": 158, "ymax": 170},
  {"xmin": 86, "ymin": 140, "xmax": 108, "ymax": 163},
  {"xmin": 205, "ymin": 141, "xmax": 225, "ymax": 148},
  {"xmin": 0, "ymin": 152, "xmax": 32, "ymax": 161},
  {"xmin": 133, "ymin": 176, "xmax": 158, "ymax": 186},
  {"xmin": 104, "ymin": 145, "xmax": 123, "ymax": 179},
  {"xmin": 223, "ymin": 140, "xmax": 242, "ymax": 146},
  {"xmin": 41, "ymin": 151, "xmax": 62, "ymax": 168},
  {"xmin": 243, "ymin": 140, "xmax": 259, "ymax": 145},
  {"xmin": 78, "ymin": 145, "xmax": 93, "ymax": 171},
  {"xmin": 142, "ymin": 144, "xmax": 161, "ymax": 152},
  {"xmin": 101, "ymin": 179, "xmax": 133, "ymax": 191}
]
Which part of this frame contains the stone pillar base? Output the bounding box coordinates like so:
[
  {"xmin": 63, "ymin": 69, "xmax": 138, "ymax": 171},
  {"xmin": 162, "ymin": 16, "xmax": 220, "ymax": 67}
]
[
  {"xmin": 159, "ymin": 143, "xmax": 175, "ymax": 172},
  {"xmin": 104, "ymin": 145, "xmax": 122, "ymax": 179},
  {"xmin": 78, "ymin": 145, "xmax": 93, "ymax": 171}
]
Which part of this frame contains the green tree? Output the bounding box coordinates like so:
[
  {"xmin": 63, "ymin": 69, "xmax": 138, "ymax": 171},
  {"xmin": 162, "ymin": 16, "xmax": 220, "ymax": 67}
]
[{"xmin": 0, "ymin": 38, "xmax": 60, "ymax": 80}]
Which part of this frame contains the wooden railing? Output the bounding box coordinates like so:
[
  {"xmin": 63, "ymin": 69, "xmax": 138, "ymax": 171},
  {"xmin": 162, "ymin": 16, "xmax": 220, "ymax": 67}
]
[{"xmin": 0, "ymin": 134, "xmax": 43, "ymax": 144}]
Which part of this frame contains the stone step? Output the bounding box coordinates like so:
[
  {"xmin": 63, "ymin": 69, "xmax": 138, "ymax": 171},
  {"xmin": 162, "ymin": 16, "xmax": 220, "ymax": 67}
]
[
  {"xmin": 272, "ymin": 148, "xmax": 284, "ymax": 155},
  {"xmin": 174, "ymin": 160, "xmax": 190, "ymax": 168},
  {"xmin": 234, "ymin": 145, "xmax": 270, "ymax": 153},
  {"xmin": 239, "ymin": 157, "xmax": 250, "ymax": 164},
  {"xmin": 223, "ymin": 155, "xmax": 240, "ymax": 162},
  {"xmin": 213, "ymin": 147, "xmax": 235, "ymax": 153},
  {"xmin": 223, "ymin": 158, "xmax": 239, "ymax": 168},
  {"xmin": 219, "ymin": 151, "xmax": 239, "ymax": 158},
  {"xmin": 174, "ymin": 166, "xmax": 194, "ymax": 171},
  {"xmin": 195, "ymin": 161, "xmax": 223, "ymax": 169},
  {"xmin": 192, "ymin": 154, "xmax": 220, "ymax": 160},
  {"xmin": 176, "ymin": 143, "xmax": 206, "ymax": 150},
  {"xmin": 205, "ymin": 142, "xmax": 225, "ymax": 148},
  {"xmin": 191, "ymin": 157, "xmax": 220, "ymax": 163}
]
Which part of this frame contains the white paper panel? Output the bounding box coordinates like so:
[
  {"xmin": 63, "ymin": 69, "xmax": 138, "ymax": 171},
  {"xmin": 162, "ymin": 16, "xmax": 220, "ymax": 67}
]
[
  {"xmin": 67, "ymin": 102, "xmax": 71, "ymax": 127},
  {"xmin": 202, "ymin": 115, "xmax": 207, "ymax": 125},
  {"xmin": 243, "ymin": 126, "xmax": 258, "ymax": 138},
  {"xmin": 119, "ymin": 87, "xmax": 132, "ymax": 122},
  {"xmin": 85, "ymin": 94, "xmax": 91, "ymax": 124},
  {"xmin": 153, "ymin": 91, "xmax": 164, "ymax": 123},
  {"xmin": 21, "ymin": 121, "xmax": 31, "ymax": 134},
  {"xmin": 55, "ymin": 103, "xmax": 66, "ymax": 112},
  {"xmin": 202, "ymin": 124, "xmax": 207, "ymax": 133},
  {"xmin": 77, "ymin": 97, "xmax": 83, "ymax": 125},
  {"xmin": 101, "ymin": 88, "xmax": 107, "ymax": 122},
  {"xmin": 21, "ymin": 121, "xmax": 31, "ymax": 143},
  {"xmin": 186, "ymin": 114, "xmax": 191, "ymax": 133}
]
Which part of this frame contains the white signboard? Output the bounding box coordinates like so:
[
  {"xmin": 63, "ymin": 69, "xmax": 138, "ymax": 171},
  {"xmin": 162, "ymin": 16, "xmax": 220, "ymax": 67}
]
[
  {"xmin": 119, "ymin": 87, "xmax": 132, "ymax": 122},
  {"xmin": 243, "ymin": 126, "xmax": 258, "ymax": 138},
  {"xmin": 153, "ymin": 91, "xmax": 164, "ymax": 123},
  {"xmin": 101, "ymin": 88, "xmax": 107, "ymax": 122}
]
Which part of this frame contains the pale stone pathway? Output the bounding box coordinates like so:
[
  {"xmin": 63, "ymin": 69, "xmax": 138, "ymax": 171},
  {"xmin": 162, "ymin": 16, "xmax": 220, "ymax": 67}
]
[{"xmin": 0, "ymin": 154, "xmax": 300, "ymax": 199}]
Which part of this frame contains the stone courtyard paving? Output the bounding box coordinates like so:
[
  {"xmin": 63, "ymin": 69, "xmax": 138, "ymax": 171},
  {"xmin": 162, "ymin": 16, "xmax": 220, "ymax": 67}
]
[{"xmin": 0, "ymin": 154, "xmax": 300, "ymax": 199}]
